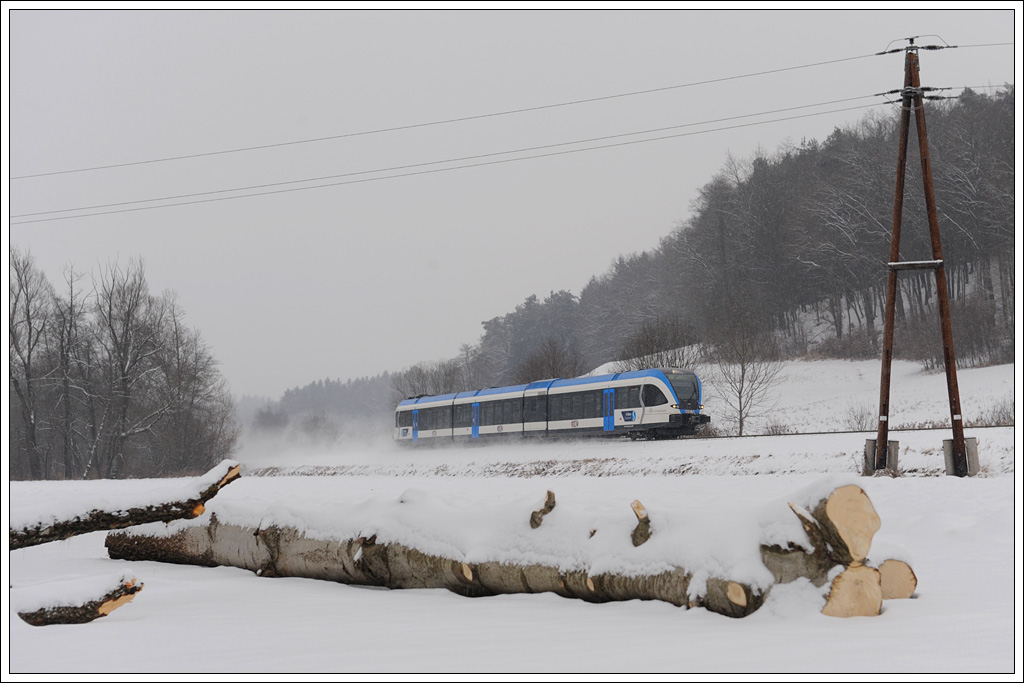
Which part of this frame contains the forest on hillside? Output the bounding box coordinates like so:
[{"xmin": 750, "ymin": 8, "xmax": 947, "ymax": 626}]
[{"xmin": 236, "ymin": 87, "xmax": 1016, "ymax": 441}]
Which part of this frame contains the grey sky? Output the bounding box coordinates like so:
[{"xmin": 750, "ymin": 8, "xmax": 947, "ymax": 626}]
[{"xmin": 7, "ymin": 7, "xmax": 1018, "ymax": 398}]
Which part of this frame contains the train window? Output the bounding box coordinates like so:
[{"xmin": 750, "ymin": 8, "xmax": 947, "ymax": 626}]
[
  {"xmin": 615, "ymin": 386, "xmax": 641, "ymax": 409},
  {"xmin": 510, "ymin": 399, "xmax": 522, "ymax": 423},
  {"xmin": 454, "ymin": 404, "xmax": 470, "ymax": 428},
  {"xmin": 398, "ymin": 410, "xmax": 413, "ymax": 428},
  {"xmin": 551, "ymin": 395, "xmax": 567, "ymax": 421},
  {"xmin": 524, "ymin": 395, "xmax": 546, "ymax": 422},
  {"xmin": 568, "ymin": 393, "xmax": 582, "ymax": 419},
  {"xmin": 482, "ymin": 402, "xmax": 494, "ymax": 426},
  {"xmin": 643, "ymin": 384, "xmax": 669, "ymax": 406}
]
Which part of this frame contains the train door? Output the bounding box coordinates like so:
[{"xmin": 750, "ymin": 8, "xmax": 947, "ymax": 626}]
[
  {"xmin": 471, "ymin": 403, "xmax": 480, "ymax": 439},
  {"xmin": 412, "ymin": 409, "xmax": 419, "ymax": 442},
  {"xmin": 603, "ymin": 389, "xmax": 615, "ymax": 431}
]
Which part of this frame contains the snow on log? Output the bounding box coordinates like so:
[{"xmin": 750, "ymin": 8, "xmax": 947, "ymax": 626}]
[
  {"xmin": 10, "ymin": 460, "xmax": 241, "ymax": 550},
  {"xmin": 759, "ymin": 484, "xmax": 898, "ymax": 617},
  {"xmin": 104, "ymin": 482, "xmax": 896, "ymax": 619},
  {"xmin": 106, "ymin": 513, "xmax": 766, "ymax": 618},
  {"xmin": 15, "ymin": 574, "xmax": 143, "ymax": 626}
]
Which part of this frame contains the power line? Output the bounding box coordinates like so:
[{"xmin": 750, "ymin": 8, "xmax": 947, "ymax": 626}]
[
  {"xmin": 10, "ymin": 52, "xmax": 881, "ymax": 180},
  {"xmin": 9, "ymin": 102, "xmax": 885, "ymax": 225},
  {"xmin": 11, "ymin": 94, "xmax": 882, "ymax": 220},
  {"xmin": 957, "ymin": 42, "xmax": 1015, "ymax": 49}
]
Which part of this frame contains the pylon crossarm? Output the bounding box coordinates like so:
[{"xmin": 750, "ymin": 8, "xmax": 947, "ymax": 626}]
[{"xmin": 888, "ymin": 260, "xmax": 943, "ymax": 271}]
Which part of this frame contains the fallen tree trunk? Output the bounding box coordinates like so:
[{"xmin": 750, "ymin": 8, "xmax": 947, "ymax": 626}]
[
  {"xmin": 10, "ymin": 461, "xmax": 241, "ymax": 550},
  {"xmin": 106, "ymin": 514, "xmax": 766, "ymax": 618},
  {"xmin": 16, "ymin": 575, "xmax": 143, "ymax": 626},
  {"xmin": 104, "ymin": 483, "xmax": 907, "ymax": 619}
]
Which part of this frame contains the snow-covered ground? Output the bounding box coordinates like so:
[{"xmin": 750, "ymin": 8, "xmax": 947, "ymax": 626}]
[{"xmin": 5, "ymin": 360, "xmax": 1021, "ymax": 675}]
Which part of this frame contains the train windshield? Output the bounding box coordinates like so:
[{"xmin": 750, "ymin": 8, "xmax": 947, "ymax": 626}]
[{"xmin": 664, "ymin": 371, "xmax": 700, "ymax": 409}]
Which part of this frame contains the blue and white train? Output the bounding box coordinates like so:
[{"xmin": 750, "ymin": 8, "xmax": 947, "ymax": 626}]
[{"xmin": 394, "ymin": 367, "xmax": 710, "ymax": 443}]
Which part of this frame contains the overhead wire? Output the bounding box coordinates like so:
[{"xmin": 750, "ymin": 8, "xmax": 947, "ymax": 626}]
[
  {"xmin": 10, "ymin": 94, "xmax": 883, "ymax": 220},
  {"xmin": 10, "ymin": 101, "xmax": 887, "ymax": 225},
  {"xmin": 9, "ymin": 34, "xmax": 1011, "ymax": 225},
  {"xmin": 10, "ymin": 51, "xmax": 882, "ymax": 180},
  {"xmin": 14, "ymin": 81, "xmax": 1009, "ymax": 223}
]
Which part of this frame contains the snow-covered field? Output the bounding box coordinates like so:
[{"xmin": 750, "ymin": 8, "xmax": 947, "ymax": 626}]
[{"xmin": 6, "ymin": 360, "xmax": 1021, "ymax": 675}]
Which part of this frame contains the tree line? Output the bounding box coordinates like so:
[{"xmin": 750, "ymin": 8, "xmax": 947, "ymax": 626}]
[
  {"xmin": 256, "ymin": 87, "xmax": 1014, "ymax": 438},
  {"xmin": 9, "ymin": 250, "xmax": 238, "ymax": 480},
  {"xmin": 390, "ymin": 87, "xmax": 1013, "ymax": 385}
]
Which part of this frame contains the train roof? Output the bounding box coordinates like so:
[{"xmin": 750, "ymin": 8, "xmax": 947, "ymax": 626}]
[
  {"xmin": 396, "ymin": 392, "xmax": 459, "ymax": 408},
  {"xmin": 549, "ymin": 367, "xmax": 695, "ymax": 389},
  {"xmin": 396, "ymin": 368, "xmax": 699, "ymax": 408}
]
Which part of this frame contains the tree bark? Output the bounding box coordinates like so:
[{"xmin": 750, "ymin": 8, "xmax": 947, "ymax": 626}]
[
  {"xmin": 104, "ymin": 484, "xmax": 908, "ymax": 619},
  {"xmin": 10, "ymin": 460, "xmax": 241, "ymax": 550},
  {"xmin": 106, "ymin": 514, "xmax": 768, "ymax": 618},
  {"xmin": 17, "ymin": 576, "xmax": 143, "ymax": 626}
]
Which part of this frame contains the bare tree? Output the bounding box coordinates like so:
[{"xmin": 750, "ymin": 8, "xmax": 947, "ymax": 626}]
[
  {"xmin": 86, "ymin": 260, "xmax": 170, "ymax": 478},
  {"xmin": 705, "ymin": 315, "xmax": 785, "ymax": 436},
  {"xmin": 142, "ymin": 294, "xmax": 238, "ymax": 476},
  {"xmin": 9, "ymin": 248, "xmax": 54, "ymax": 479},
  {"xmin": 47, "ymin": 265, "xmax": 92, "ymax": 480}
]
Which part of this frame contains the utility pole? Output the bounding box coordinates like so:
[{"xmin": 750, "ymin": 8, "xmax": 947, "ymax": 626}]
[{"xmin": 875, "ymin": 37, "xmax": 969, "ymax": 477}]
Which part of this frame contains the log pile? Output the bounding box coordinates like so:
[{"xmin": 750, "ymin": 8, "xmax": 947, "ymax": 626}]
[
  {"xmin": 760, "ymin": 484, "xmax": 916, "ymax": 617},
  {"xmin": 106, "ymin": 482, "xmax": 914, "ymax": 618}
]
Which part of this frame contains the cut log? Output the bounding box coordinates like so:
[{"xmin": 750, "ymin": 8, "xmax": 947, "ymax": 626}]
[
  {"xmin": 808, "ymin": 485, "xmax": 880, "ymax": 566},
  {"xmin": 761, "ymin": 486, "xmax": 887, "ymax": 617},
  {"xmin": 10, "ymin": 460, "xmax": 241, "ymax": 550},
  {"xmin": 103, "ymin": 484, "xmax": 891, "ymax": 619},
  {"xmin": 822, "ymin": 565, "xmax": 882, "ymax": 618},
  {"xmin": 630, "ymin": 499, "xmax": 652, "ymax": 547},
  {"xmin": 106, "ymin": 513, "xmax": 766, "ymax": 618},
  {"xmin": 17, "ymin": 576, "xmax": 143, "ymax": 626},
  {"xmin": 530, "ymin": 490, "xmax": 556, "ymax": 529},
  {"xmin": 878, "ymin": 559, "xmax": 918, "ymax": 599}
]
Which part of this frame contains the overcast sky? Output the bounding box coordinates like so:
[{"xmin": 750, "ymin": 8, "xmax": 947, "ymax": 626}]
[{"xmin": 7, "ymin": 7, "xmax": 1019, "ymax": 399}]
